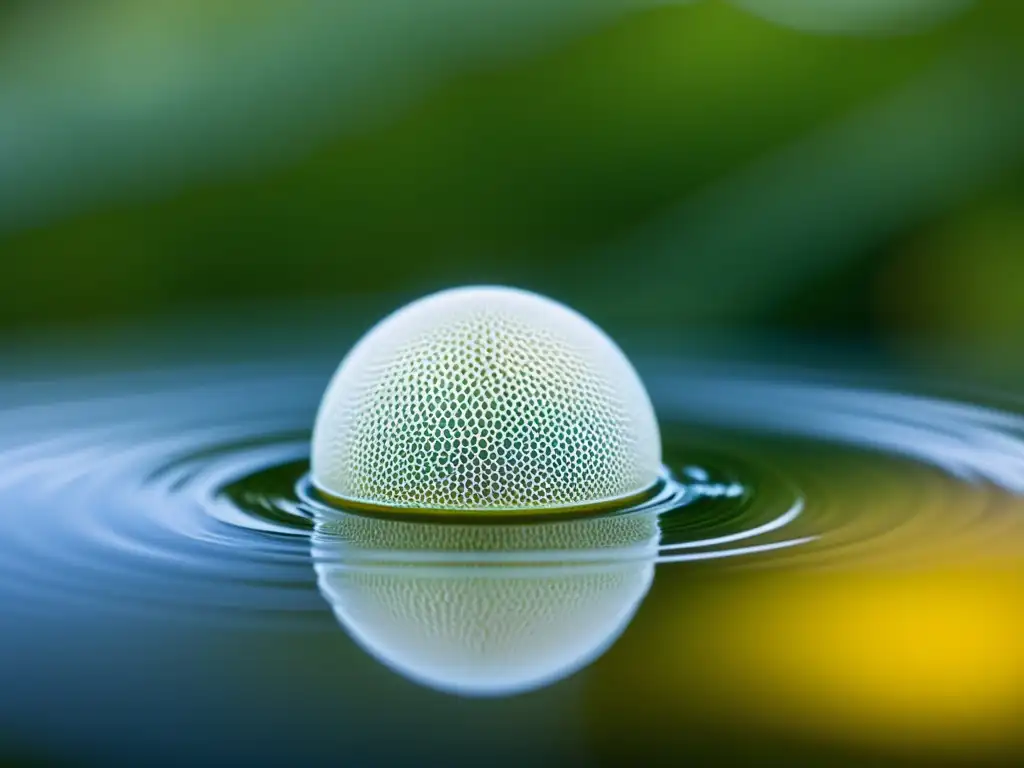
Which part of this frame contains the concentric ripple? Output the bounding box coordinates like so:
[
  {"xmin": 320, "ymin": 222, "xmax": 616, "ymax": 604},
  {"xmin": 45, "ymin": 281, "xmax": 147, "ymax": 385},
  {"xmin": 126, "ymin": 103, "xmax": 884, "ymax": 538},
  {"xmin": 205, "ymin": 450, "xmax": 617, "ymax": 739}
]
[{"xmin": 0, "ymin": 358, "xmax": 1021, "ymax": 626}]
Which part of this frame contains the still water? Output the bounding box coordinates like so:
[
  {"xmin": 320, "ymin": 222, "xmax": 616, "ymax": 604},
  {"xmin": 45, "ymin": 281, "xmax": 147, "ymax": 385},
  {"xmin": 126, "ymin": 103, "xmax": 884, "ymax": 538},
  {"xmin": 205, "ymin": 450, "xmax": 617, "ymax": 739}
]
[{"xmin": 0, "ymin": 319, "xmax": 1022, "ymax": 765}]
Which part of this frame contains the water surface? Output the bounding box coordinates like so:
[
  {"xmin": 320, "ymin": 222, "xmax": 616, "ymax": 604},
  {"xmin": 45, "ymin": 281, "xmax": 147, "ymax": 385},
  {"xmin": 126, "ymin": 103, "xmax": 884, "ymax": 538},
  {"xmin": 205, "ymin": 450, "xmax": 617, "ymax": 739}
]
[{"xmin": 0, "ymin": 324, "xmax": 1022, "ymax": 765}]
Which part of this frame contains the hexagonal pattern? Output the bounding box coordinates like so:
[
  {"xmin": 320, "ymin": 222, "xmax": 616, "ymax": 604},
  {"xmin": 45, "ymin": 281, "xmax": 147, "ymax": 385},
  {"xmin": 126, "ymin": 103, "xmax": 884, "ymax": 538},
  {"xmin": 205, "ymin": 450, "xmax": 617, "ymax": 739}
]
[{"xmin": 311, "ymin": 286, "xmax": 661, "ymax": 511}]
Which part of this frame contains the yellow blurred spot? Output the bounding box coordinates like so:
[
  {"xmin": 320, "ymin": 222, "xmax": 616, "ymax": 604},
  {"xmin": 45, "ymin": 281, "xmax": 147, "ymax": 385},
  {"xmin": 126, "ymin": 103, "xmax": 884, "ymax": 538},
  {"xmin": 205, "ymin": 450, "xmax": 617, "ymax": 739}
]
[{"xmin": 669, "ymin": 567, "xmax": 1024, "ymax": 754}]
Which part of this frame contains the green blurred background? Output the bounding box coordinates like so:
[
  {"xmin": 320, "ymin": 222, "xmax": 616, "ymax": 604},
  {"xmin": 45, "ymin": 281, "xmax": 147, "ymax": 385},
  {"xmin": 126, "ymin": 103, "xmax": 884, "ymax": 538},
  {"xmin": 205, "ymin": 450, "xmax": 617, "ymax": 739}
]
[{"xmin": 2, "ymin": 0, "xmax": 1023, "ymax": 365}]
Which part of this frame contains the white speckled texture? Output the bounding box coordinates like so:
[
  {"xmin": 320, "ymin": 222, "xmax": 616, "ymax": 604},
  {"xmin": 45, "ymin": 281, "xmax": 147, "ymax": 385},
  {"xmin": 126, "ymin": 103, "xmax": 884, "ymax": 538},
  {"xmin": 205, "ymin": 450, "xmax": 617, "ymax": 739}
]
[{"xmin": 311, "ymin": 286, "xmax": 661, "ymax": 511}]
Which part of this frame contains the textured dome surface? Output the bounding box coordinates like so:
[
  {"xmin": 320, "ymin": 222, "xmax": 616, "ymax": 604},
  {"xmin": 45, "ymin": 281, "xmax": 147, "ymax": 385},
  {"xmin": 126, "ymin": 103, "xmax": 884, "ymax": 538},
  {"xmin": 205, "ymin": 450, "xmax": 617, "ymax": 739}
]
[{"xmin": 311, "ymin": 286, "xmax": 661, "ymax": 512}]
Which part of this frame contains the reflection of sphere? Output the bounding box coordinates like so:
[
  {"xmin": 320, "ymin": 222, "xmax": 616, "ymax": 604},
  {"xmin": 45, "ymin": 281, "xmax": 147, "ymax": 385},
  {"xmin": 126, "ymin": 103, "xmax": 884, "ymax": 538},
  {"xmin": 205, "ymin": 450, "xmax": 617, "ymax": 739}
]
[
  {"xmin": 731, "ymin": 0, "xmax": 971, "ymax": 34},
  {"xmin": 311, "ymin": 286, "xmax": 661, "ymax": 514},
  {"xmin": 314, "ymin": 512, "xmax": 660, "ymax": 696}
]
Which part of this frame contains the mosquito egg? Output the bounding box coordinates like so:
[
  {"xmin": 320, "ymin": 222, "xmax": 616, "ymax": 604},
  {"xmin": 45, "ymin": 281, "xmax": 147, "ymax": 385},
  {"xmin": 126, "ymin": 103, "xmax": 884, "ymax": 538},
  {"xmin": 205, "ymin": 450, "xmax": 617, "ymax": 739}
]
[{"xmin": 311, "ymin": 286, "xmax": 662, "ymax": 514}]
